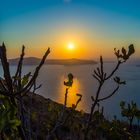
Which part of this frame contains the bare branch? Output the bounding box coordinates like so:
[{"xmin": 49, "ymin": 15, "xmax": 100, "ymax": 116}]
[
  {"xmin": 105, "ymin": 60, "xmax": 121, "ymax": 80},
  {"xmin": 64, "ymin": 88, "xmax": 69, "ymax": 107},
  {"xmin": 0, "ymin": 89, "xmax": 13, "ymax": 96},
  {"xmin": 97, "ymin": 67, "xmax": 101, "ymax": 76},
  {"xmin": 75, "ymin": 95, "xmax": 82, "ymax": 109},
  {"xmin": 98, "ymin": 85, "xmax": 120, "ymax": 102},
  {"xmin": 0, "ymin": 78, "xmax": 8, "ymax": 91},
  {"xmin": 100, "ymin": 56, "xmax": 104, "ymax": 78},
  {"xmin": 33, "ymin": 81, "xmax": 42, "ymax": 93},
  {"xmin": 0, "ymin": 43, "xmax": 13, "ymax": 93},
  {"xmin": 92, "ymin": 74, "xmax": 100, "ymax": 83},
  {"xmin": 14, "ymin": 48, "xmax": 50, "ymax": 96},
  {"xmin": 94, "ymin": 70, "xmax": 101, "ymax": 80},
  {"xmin": 13, "ymin": 45, "xmax": 25, "ymax": 88}
]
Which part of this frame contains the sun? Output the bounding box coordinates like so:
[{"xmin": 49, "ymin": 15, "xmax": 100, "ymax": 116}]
[{"xmin": 67, "ymin": 43, "xmax": 75, "ymax": 50}]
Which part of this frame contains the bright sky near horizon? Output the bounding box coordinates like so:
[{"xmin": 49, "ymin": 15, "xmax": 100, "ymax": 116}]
[{"xmin": 0, "ymin": 0, "xmax": 140, "ymax": 59}]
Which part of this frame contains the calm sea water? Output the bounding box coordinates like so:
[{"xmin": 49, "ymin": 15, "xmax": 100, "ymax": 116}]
[{"xmin": 0, "ymin": 62, "xmax": 140, "ymax": 119}]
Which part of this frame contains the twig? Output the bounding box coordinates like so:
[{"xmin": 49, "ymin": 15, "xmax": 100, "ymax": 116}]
[
  {"xmin": 14, "ymin": 48, "xmax": 50, "ymax": 96},
  {"xmin": 0, "ymin": 43, "xmax": 13, "ymax": 93},
  {"xmin": 13, "ymin": 45, "xmax": 25, "ymax": 89},
  {"xmin": 98, "ymin": 85, "xmax": 119, "ymax": 102}
]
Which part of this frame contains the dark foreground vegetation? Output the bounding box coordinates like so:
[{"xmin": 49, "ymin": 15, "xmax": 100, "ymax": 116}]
[{"xmin": 0, "ymin": 42, "xmax": 140, "ymax": 140}]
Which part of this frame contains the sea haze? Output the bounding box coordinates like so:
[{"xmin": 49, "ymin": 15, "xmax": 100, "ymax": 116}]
[
  {"xmin": 0, "ymin": 61, "xmax": 140, "ymax": 119},
  {"xmin": 7, "ymin": 57, "xmax": 97, "ymax": 65}
]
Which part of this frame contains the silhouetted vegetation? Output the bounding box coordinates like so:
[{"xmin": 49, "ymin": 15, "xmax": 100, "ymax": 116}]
[
  {"xmin": 84, "ymin": 44, "xmax": 135, "ymax": 140},
  {"xmin": 0, "ymin": 43, "xmax": 50, "ymax": 139},
  {"xmin": 120, "ymin": 101, "xmax": 140, "ymax": 131},
  {"xmin": 0, "ymin": 43, "xmax": 140, "ymax": 140}
]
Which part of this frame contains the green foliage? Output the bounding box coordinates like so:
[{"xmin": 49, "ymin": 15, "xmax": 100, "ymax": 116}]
[
  {"xmin": 12, "ymin": 72, "xmax": 32, "ymax": 87},
  {"xmin": 0, "ymin": 43, "xmax": 139, "ymax": 140},
  {"xmin": 0, "ymin": 96, "xmax": 21, "ymax": 138},
  {"xmin": 0, "ymin": 43, "xmax": 50, "ymax": 139},
  {"xmin": 97, "ymin": 100, "xmax": 140, "ymax": 140},
  {"xmin": 99, "ymin": 116, "xmax": 135, "ymax": 140},
  {"xmin": 21, "ymin": 72, "xmax": 31, "ymax": 87},
  {"xmin": 120, "ymin": 100, "xmax": 140, "ymax": 122}
]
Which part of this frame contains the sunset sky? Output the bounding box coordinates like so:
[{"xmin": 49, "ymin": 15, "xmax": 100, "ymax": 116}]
[{"xmin": 0, "ymin": 0, "xmax": 140, "ymax": 59}]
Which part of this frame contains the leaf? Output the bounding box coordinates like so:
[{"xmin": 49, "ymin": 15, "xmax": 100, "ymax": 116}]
[
  {"xmin": 68, "ymin": 73, "xmax": 73, "ymax": 81},
  {"xmin": 114, "ymin": 76, "xmax": 126, "ymax": 85},
  {"xmin": 9, "ymin": 119, "xmax": 21, "ymax": 129},
  {"xmin": 120, "ymin": 101, "xmax": 125, "ymax": 107},
  {"xmin": 114, "ymin": 45, "xmax": 135, "ymax": 61},
  {"xmin": 0, "ymin": 104, "xmax": 6, "ymax": 110},
  {"xmin": 76, "ymin": 93, "xmax": 82, "ymax": 97},
  {"xmin": 128, "ymin": 44, "xmax": 135, "ymax": 56},
  {"xmin": 64, "ymin": 73, "xmax": 74, "ymax": 87},
  {"xmin": 114, "ymin": 76, "xmax": 120, "ymax": 83},
  {"xmin": 21, "ymin": 72, "xmax": 31, "ymax": 86},
  {"xmin": 122, "ymin": 47, "xmax": 127, "ymax": 56},
  {"xmin": 91, "ymin": 96, "xmax": 95, "ymax": 101}
]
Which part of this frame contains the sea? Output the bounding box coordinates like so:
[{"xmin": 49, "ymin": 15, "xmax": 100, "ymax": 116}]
[{"xmin": 0, "ymin": 61, "xmax": 140, "ymax": 120}]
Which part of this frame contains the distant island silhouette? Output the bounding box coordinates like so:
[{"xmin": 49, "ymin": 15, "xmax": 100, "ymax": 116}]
[{"xmin": 5, "ymin": 57, "xmax": 97, "ymax": 65}]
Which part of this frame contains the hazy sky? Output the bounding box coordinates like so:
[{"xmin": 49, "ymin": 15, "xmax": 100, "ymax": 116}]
[{"xmin": 0, "ymin": 0, "xmax": 140, "ymax": 59}]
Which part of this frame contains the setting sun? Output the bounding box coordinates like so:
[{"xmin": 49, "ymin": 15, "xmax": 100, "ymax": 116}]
[{"xmin": 67, "ymin": 43, "xmax": 75, "ymax": 50}]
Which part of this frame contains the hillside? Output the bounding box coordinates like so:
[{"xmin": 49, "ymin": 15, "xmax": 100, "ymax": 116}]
[{"xmin": 7, "ymin": 57, "xmax": 97, "ymax": 65}]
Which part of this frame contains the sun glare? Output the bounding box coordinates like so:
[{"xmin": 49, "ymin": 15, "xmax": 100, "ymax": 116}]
[{"xmin": 67, "ymin": 43, "xmax": 75, "ymax": 50}]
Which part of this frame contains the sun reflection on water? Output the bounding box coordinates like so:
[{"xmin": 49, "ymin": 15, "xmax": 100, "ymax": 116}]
[{"xmin": 59, "ymin": 76, "xmax": 83, "ymax": 110}]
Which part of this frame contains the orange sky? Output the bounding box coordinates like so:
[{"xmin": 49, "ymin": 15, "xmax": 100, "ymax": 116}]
[
  {"xmin": 1, "ymin": 1, "xmax": 140, "ymax": 60},
  {"xmin": 6, "ymin": 38, "xmax": 140, "ymax": 60}
]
